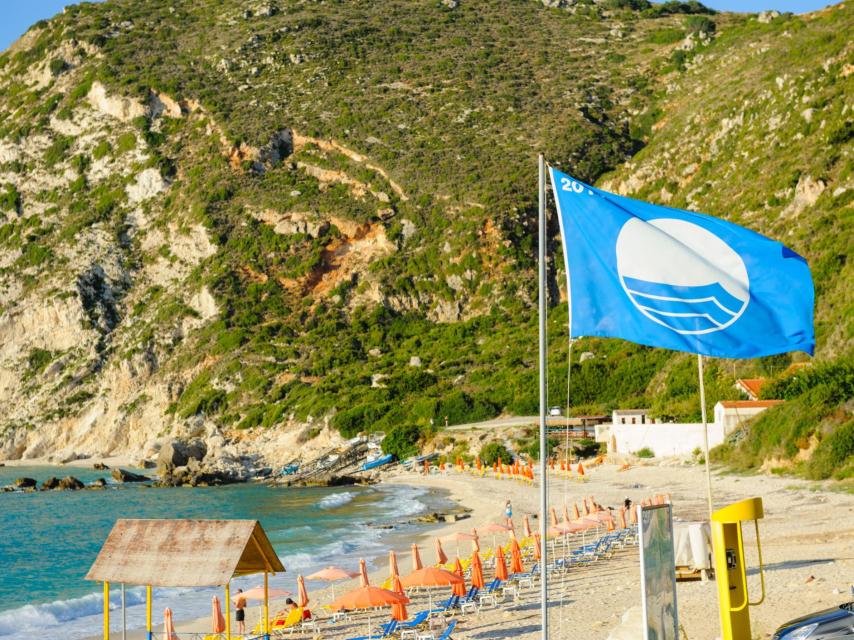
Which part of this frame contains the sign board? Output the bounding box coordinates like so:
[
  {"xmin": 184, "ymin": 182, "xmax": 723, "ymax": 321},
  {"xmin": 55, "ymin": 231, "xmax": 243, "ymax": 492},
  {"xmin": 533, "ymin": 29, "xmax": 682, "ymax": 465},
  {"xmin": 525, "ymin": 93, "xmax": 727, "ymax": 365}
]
[{"xmin": 638, "ymin": 503, "xmax": 679, "ymax": 640}]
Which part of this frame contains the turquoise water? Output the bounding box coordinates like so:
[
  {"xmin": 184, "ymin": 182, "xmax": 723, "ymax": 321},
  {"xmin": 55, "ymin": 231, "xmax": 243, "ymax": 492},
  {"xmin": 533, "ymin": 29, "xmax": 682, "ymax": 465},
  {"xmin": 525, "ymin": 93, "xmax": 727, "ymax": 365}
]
[{"xmin": 0, "ymin": 465, "xmax": 445, "ymax": 639}]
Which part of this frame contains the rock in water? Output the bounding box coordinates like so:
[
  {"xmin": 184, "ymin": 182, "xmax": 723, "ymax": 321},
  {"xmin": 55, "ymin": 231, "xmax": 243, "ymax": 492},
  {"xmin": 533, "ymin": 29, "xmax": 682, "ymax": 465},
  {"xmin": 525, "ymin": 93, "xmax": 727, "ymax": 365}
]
[
  {"xmin": 157, "ymin": 438, "xmax": 207, "ymax": 470},
  {"xmin": 58, "ymin": 476, "xmax": 85, "ymax": 490},
  {"xmin": 93, "ymin": 462, "xmax": 109, "ymax": 470},
  {"xmin": 111, "ymin": 468, "xmax": 150, "ymax": 483},
  {"xmin": 41, "ymin": 477, "xmax": 60, "ymax": 490},
  {"xmin": 90, "ymin": 478, "xmax": 107, "ymax": 488},
  {"xmin": 14, "ymin": 477, "xmax": 37, "ymax": 489}
]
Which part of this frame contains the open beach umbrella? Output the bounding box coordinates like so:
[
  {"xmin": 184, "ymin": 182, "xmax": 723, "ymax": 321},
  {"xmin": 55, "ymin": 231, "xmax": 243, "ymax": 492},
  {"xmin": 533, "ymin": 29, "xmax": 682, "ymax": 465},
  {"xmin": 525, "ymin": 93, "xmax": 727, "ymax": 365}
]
[
  {"xmin": 236, "ymin": 586, "xmax": 292, "ymax": 601},
  {"xmin": 494, "ymin": 546, "xmax": 509, "ymax": 581},
  {"xmin": 442, "ymin": 531, "xmax": 475, "ymax": 557},
  {"xmin": 390, "ymin": 575, "xmax": 408, "ymax": 622},
  {"xmin": 329, "ymin": 559, "xmax": 409, "ymax": 637},
  {"xmin": 523, "ymin": 515, "xmax": 533, "ymax": 539},
  {"xmin": 306, "ymin": 566, "xmax": 357, "ymax": 600},
  {"xmin": 509, "ymin": 537, "xmax": 524, "ymax": 574},
  {"xmin": 401, "ymin": 567, "xmax": 464, "ymax": 612},
  {"xmin": 297, "ymin": 575, "xmax": 309, "ymax": 608},
  {"xmin": 470, "ymin": 551, "xmax": 485, "ymax": 589},
  {"xmin": 211, "ymin": 596, "xmax": 225, "ymax": 634},
  {"xmin": 163, "ymin": 607, "xmax": 178, "ymax": 640},
  {"xmin": 434, "ymin": 538, "xmax": 448, "ymax": 566},
  {"xmin": 411, "ymin": 543, "xmax": 423, "ymax": 571},
  {"xmin": 452, "ymin": 557, "xmax": 467, "ymax": 597},
  {"xmin": 478, "ymin": 522, "xmax": 510, "ymax": 552}
]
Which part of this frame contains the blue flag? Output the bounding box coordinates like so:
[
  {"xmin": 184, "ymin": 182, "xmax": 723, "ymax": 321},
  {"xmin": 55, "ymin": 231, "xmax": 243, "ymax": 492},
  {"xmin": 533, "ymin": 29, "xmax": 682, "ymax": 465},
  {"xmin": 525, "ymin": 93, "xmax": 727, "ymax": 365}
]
[{"xmin": 549, "ymin": 167, "xmax": 814, "ymax": 358}]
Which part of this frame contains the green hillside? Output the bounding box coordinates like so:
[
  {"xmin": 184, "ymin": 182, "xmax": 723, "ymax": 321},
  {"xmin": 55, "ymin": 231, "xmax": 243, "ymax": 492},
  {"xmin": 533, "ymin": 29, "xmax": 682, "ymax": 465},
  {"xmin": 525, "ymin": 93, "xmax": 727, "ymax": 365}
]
[{"xmin": 0, "ymin": 0, "xmax": 850, "ymax": 474}]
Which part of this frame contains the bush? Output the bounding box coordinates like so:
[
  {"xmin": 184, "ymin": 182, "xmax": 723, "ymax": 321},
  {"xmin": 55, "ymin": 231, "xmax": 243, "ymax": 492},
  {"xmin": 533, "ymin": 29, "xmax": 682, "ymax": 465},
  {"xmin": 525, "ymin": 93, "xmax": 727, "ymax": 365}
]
[
  {"xmin": 634, "ymin": 447, "xmax": 655, "ymax": 458},
  {"xmin": 685, "ymin": 16, "xmax": 716, "ymax": 35},
  {"xmin": 381, "ymin": 423, "xmax": 433, "ymax": 460},
  {"xmin": 49, "ymin": 58, "xmax": 68, "ymax": 76},
  {"xmin": 479, "ymin": 441, "xmax": 512, "ymax": 466},
  {"xmin": 0, "ymin": 183, "xmax": 21, "ymax": 213},
  {"xmin": 806, "ymin": 420, "xmax": 854, "ymax": 480},
  {"xmin": 116, "ymin": 132, "xmax": 137, "ymax": 155}
]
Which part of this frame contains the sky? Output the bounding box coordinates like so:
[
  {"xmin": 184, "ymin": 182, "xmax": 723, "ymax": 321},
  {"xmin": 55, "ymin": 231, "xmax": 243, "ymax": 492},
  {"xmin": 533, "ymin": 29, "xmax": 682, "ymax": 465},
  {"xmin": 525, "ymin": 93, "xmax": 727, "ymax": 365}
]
[{"xmin": 0, "ymin": 0, "xmax": 840, "ymax": 52}]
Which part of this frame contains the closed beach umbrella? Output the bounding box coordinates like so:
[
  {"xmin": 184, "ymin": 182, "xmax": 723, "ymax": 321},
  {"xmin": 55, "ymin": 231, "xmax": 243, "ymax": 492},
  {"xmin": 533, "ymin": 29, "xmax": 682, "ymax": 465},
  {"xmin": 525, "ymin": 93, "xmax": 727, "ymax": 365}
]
[
  {"xmin": 562, "ymin": 504, "xmax": 572, "ymax": 527},
  {"xmin": 297, "ymin": 575, "xmax": 309, "ymax": 608},
  {"xmin": 391, "ymin": 576, "xmax": 408, "ymax": 622},
  {"xmin": 619, "ymin": 508, "xmax": 628, "ymax": 530},
  {"xmin": 470, "ymin": 551, "xmax": 485, "ymax": 589},
  {"xmin": 494, "ymin": 546, "xmax": 509, "ymax": 581},
  {"xmin": 577, "ymin": 462, "xmax": 585, "ymax": 476},
  {"xmin": 306, "ymin": 566, "xmax": 357, "ymax": 600},
  {"xmin": 533, "ymin": 533, "xmax": 542, "ymax": 560},
  {"xmin": 523, "ymin": 515, "xmax": 532, "ymax": 539},
  {"xmin": 452, "ymin": 557, "xmax": 467, "ymax": 597},
  {"xmin": 359, "ymin": 558, "xmax": 369, "ymax": 587},
  {"xmin": 389, "ymin": 550, "xmax": 400, "ymax": 581},
  {"xmin": 550, "ymin": 507, "xmax": 559, "ymax": 527},
  {"xmin": 470, "ymin": 528, "xmax": 480, "ymax": 553},
  {"xmin": 411, "ymin": 543, "xmax": 423, "ymax": 571},
  {"xmin": 163, "ymin": 607, "xmax": 178, "ymax": 640},
  {"xmin": 590, "ymin": 496, "xmax": 599, "ymax": 512},
  {"xmin": 573, "ymin": 503, "xmax": 581, "ymax": 520},
  {"xmin": 211, "ymin": 596, "xmax": 225, "ymax": 634},
  {"xmin": 509, "ymin": 537, "xmax": 524, "ymax": 574},
  {"xmin": 583, "ymin": 498, "xmax": 591, "ymax": 516},
  {"xmin": 434, "ymin": 538, "xmax": 448, "ymax": 566}
]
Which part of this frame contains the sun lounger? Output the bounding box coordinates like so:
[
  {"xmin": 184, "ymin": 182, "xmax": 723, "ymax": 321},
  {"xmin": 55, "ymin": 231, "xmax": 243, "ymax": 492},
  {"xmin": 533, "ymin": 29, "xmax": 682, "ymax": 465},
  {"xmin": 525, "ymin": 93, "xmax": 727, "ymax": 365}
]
[
  {"xmin": 416, "ymin": 619, "xmax": 457, "ymax": 640},
  {"xmin": 346, "ymin": 618, "xmax": 398, "ymax": 640},
  {"xmin": 427, "ymin": 595, "xmax": 459, "ymax": 615},
  {"xmin": 399, "ymin": 611, "xmax": 431, "ymax": 639}
]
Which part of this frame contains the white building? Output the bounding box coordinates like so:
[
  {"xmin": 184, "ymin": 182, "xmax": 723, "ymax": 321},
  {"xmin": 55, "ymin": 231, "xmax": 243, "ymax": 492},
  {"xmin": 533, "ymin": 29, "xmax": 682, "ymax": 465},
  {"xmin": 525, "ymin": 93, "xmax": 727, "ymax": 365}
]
[{"xmin": 596, "ymin": 400, "xmax": 783, "ymax": 457}]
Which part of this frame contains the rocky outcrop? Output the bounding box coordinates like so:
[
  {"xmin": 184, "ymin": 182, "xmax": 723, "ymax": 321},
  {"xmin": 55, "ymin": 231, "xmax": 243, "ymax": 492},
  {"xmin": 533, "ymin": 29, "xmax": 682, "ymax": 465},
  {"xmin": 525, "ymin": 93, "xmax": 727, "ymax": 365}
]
[
  {"xmin": 111, "ymin": 468, "xmax": 150, "ymax": 483},
  {"xmin": 58, "ymin": 476, "xmax": 85, "ymax": 490},
  {"xmin": 14, "ymin": 477, "xmax": 37, "ymax": 489},
  {"xmin": 157, "ymin": 438, "xmax": 207, "ymax": 470},
  {"xmin": 88, "ymin": 82, "xmax": 148, "ymax": 122}
]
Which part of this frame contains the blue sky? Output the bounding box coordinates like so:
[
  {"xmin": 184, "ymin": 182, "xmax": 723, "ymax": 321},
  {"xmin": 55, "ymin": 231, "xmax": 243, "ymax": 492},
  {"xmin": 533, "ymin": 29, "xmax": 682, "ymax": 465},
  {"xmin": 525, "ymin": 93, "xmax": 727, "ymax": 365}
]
[{"xmin": 0, "ymin": 0, "xmax": 839, "ymax": 52}]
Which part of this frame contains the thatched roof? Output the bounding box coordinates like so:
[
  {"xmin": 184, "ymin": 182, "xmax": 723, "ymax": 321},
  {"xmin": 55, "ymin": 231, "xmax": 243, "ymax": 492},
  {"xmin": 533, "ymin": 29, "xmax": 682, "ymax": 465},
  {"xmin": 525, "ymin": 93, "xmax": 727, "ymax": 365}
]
[{"xmin": 86, "ymin": 519, "xmax": 285, "ymax": 587}]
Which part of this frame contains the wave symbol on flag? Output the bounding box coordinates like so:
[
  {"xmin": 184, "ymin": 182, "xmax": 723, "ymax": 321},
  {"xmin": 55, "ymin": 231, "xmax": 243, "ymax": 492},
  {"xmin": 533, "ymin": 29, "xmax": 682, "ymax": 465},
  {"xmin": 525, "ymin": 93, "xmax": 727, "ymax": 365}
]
[{"xmin": 615, "ymin": 217, "xmax": 750, "ymax": 335}]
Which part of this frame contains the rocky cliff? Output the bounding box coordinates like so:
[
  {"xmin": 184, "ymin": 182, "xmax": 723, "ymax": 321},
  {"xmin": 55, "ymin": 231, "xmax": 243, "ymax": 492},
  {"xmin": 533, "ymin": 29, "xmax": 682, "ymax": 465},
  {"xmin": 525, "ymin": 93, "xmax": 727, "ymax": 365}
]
[{"xmin": 0, "ymin": 0, "xmax": 850, "ymax": 471}]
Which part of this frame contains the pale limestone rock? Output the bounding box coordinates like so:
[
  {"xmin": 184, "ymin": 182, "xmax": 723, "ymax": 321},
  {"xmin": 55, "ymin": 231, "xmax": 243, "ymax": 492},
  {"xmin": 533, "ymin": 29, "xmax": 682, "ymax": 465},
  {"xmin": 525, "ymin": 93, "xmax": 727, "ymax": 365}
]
[
  {"xmin": 126, "ymin": 168, "xmax": 168, "ymax": 203},
  {"xmin": 782, "ymin": 175, "xmax": 826, "ymax": 218},
  {"xmin": 87, "ymin": 81, "xmax": 148, "ymax": 122}
]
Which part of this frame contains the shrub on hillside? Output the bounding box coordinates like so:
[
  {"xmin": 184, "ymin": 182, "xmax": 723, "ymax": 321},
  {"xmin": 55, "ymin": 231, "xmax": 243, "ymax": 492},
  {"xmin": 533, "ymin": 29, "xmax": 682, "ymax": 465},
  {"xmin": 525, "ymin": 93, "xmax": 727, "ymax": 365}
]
[
  {"xmin": 634, "ymin": 447, "xmax": 655, "ymax": 458},
  {"xmin": 479, "ymin": 441, "xmax": 512, "ymax": 466},
  {"xmin": 381, "ymin": 423, "xmax": 434, "ymax": 461}
]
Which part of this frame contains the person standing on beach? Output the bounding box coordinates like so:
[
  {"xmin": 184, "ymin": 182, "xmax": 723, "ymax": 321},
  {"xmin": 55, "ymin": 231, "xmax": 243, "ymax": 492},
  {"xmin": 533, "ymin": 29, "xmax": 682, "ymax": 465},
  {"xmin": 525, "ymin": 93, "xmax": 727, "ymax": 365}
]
[
  {"xmin": 235, "ymin": 588, "xmax": 246, "ymax": 635},
  {"xmin": 505, "ymin": 499, "xmax": 513, "ymax": 526}
]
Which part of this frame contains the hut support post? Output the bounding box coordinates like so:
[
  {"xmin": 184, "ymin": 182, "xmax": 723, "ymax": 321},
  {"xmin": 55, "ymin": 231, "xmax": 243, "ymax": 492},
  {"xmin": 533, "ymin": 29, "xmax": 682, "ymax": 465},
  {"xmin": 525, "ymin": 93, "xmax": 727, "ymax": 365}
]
[
  {"xmin": 103, "ymin": 581, "xmax": 110, "ymax": 640},
  {"xmin": 264, "ymin": 572, "xmax": 270, "ymax": 640},
  {"xmin": 225, "ymin": 582, "xmax": 231, "ymax": 640},
  {"xmin": 146, "ymin": 585, "xmax": 152, "ymax": 640},
  {"xmin": 121, "ymin": 583, "xmax": 126, "ymax": 640}
]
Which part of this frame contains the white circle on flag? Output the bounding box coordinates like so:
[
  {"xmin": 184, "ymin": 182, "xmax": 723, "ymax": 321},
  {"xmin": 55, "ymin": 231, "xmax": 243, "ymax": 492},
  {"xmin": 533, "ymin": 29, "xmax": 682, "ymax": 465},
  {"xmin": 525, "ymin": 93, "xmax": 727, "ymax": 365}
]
[{"xmin": 615, "ymin": 218, "xmax": 750, "ymax": 335}]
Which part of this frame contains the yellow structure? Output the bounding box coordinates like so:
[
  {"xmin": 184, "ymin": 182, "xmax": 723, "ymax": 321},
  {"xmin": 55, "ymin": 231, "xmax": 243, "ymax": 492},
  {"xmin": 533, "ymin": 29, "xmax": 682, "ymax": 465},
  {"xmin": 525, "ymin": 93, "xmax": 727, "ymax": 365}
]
[
  {"xmin": 86, "ymin": 519, "xmax": 285, "ymax": 640},
  {"xmin": 711, "ymin": 497, "xmax": 766, "ymax": 640}
]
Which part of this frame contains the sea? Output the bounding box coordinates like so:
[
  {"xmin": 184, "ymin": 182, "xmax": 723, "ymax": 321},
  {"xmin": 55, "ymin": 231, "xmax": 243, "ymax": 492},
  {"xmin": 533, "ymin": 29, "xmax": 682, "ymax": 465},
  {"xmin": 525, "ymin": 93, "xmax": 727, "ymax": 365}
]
[{"xmin": 0, "ymin": 465, "xmax": 449, "ymax": 640}]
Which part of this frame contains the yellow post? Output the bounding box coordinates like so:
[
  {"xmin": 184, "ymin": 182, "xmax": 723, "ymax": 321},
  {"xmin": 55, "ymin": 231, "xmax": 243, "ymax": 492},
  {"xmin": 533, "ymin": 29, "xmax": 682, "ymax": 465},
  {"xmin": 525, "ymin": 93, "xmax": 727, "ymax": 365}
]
[
  {"xmin": 712, "ymin": 497, "xmax": 766, "ymax": 640},
  {"xmin": 225, "ymin": 582, "xmax": 231, "ymax": 640},
  {"xmin": 264, "ymin": 572, "xmax": 270, "ymax": 638},
  {"xmin": 103, "ymin": 581, "xmax": 110, "ymax": 640},
  {"xmin": 145, "ymin": 585, "xmax": 152, "ymax": 640}
]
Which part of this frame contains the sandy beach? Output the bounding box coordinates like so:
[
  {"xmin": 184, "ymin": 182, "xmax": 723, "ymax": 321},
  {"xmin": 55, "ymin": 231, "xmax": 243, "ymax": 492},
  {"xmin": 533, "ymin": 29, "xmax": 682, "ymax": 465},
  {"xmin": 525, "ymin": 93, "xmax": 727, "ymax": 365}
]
[{"xmin": 81, "ymin": 460, "xmax": 854, "ymax": 640}]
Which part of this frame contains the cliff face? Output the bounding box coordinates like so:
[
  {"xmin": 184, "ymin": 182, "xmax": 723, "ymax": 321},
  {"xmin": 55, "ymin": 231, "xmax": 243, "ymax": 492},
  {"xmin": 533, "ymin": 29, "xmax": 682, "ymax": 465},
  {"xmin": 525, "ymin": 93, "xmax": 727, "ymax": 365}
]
[{"xmin": 0, "ymin": 0, "xmax": 850, "ymax": 467}]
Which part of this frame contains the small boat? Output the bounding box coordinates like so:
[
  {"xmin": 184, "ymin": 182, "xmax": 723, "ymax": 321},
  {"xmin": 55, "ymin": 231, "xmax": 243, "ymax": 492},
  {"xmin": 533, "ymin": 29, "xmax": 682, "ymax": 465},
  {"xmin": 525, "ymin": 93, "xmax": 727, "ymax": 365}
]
[{"xmin": 361, "ymin": 454, "xmax": 394, "ymax": 471}]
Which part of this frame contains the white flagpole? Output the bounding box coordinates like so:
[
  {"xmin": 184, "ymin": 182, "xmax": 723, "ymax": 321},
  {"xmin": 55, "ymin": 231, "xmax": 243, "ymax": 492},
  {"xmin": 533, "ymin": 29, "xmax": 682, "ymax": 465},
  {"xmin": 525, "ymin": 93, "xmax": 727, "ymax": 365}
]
[
  {"xmin": 698, "ymin": 354, "xmax": 714, "ymax": 519},
  {"xmin": 538, "ymin": 154, "xmax": 549, "ymax": 640}
]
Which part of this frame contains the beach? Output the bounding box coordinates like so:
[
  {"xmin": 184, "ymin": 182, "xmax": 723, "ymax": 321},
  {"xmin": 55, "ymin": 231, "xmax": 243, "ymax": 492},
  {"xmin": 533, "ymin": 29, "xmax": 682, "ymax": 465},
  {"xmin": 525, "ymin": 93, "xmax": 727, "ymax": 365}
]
[{"xmin": 78, "ymin": 461, "xmax": 854, "ymax": 640}]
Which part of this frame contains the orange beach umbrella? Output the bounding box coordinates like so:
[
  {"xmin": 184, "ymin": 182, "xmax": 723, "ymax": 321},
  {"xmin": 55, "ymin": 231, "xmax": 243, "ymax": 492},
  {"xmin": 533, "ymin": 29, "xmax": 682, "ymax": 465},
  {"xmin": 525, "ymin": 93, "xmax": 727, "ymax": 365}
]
[
  {"xmin": 390, "ymin": 575, "xmax": 408, "ymax": 622},
  {"xmin": 411, "ymin": 543, "xmax": 423, "ymax": 571},
  {"xmin": 470, "ymin": 528, "xmax": 480, "ymax": 553},
  {"xmin": 523, "ymin": 514, "xmax": 533, "ymax": 539},
  {"xmin": 435, "ymin": 538, "xmax": 448, "ymax": 566},
  {"xmin": 306, "ymin": 566, "xmax": 357, "ymax": 599},
  {"xmin": 573, "ymin": 503, "xmax": 581, "ymax": 520},
  {"xmin": 401, "ymin": 566, "xmax": 464, "ymax": 611},
  {"xmin": 389, "ymin": 550, "xmax": 400, "ymax": 581},
  {"xmin": 442, "ymin": 531, "xmax": 475, "ymax": 557},
  {"xmin": 164, "ymin": 608, "xmax": 178, "ymax": 640},
  {"xmin": 211, "ymin": 596, "xmax": 225, "ymax": 634},
  {"xmin": 452, "ymin": 557, "xmax": 467, "ymax": 597},
  {"xmin": 359, "ymin": 558, "xmax": 370, "ymax": 587},
  {"xmin": 470, "ymin": 551, "xmax": 485, "ymax": 589},
  {"xmin": 533, "ymin": 533, "xmax": 542, "ymax": 560},
  {"xmin": 297, "ymin": 575, "xmax": 309, "ymax": 608},
  {"xmin": 329, "ymin": 559, "xmax": 409, "ymax": 637},
  {"xmin": 494, "ymin": 546, "xmax": 509, "ymax": 581},
  {"xmin": 509, "ymin": 537, "xmax": 524, "ymax": 574}
]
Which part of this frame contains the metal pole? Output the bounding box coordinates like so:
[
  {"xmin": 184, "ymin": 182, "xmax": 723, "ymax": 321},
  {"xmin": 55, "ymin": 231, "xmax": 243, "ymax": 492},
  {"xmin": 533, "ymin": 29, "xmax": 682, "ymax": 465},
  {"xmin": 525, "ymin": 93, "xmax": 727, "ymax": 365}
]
[
  {"xmin": 538, "ymin": 153, "xmax": 549, "ymax": 640},
  {"xmin": 264, "ymin": 572, "xmax": 270, "ymax": 640},
  {"xmin": 698, "ymin": 354, "xmax": 714, "ymax": 519},
  {"xmin": 103, "ymin": 582, "xmax": 110, "ymax": 640},
  {"xmin": 121, "ymin": 583, "xmax": 126, "ymax": 640},
  {"xmin": 225, "ymin": 582, "xmax": 231, "ymax": 640},
  {"xmin": 146, "ymin": 585, "xmax": 152, "ymax": 640}
]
